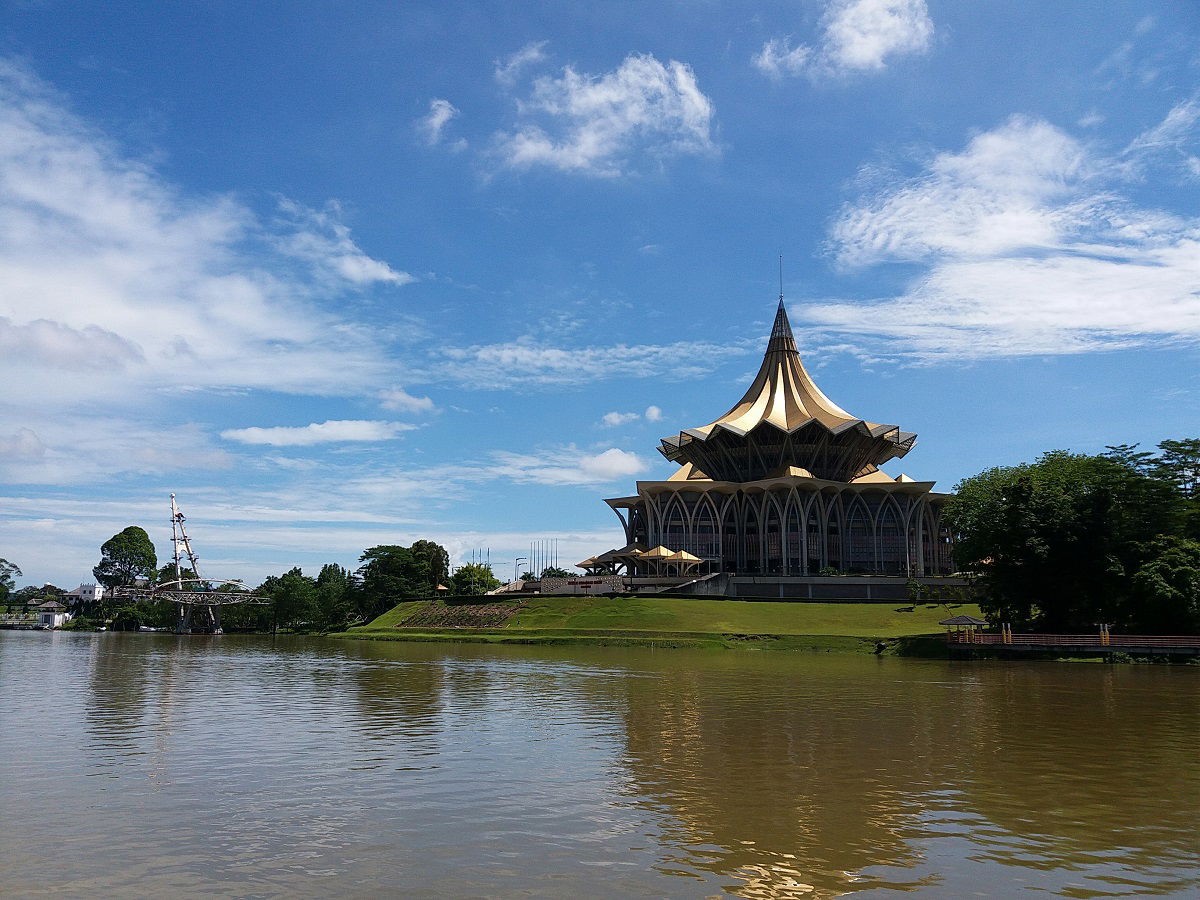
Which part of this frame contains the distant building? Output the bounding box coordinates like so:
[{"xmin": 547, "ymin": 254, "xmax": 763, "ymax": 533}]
[
  {"xmin": 601, "ymin": 300, "xmax": 955, "ymax": 582},
  {"xmin": 35, "ymin": 600, "xmax": 72, "ymax": 628},
  {"xmin": 64, "ymin": 583, "xmax": 105, "ymax": 608}
]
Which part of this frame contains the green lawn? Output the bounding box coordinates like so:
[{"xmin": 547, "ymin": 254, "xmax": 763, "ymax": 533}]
[
  {"xmin": 509, "ymin": 595, "xmax": 976, "ymax": 637},
  {"xmin": 350, "ymin": 594, "xmax": 980, "ymax": 641}
]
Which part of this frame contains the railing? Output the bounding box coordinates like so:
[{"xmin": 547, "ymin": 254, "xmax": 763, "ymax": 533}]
[{"xmin": 947, "ymin": 631, "xmax": 1200, "ymax": 649}]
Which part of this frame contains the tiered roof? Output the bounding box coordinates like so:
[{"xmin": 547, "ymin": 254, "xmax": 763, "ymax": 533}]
[{"xmin": 658, "ymin": 300, "xmax": 916, "ymax": 483}]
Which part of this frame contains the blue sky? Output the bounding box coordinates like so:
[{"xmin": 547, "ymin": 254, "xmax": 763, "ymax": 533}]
[{"xmin": 2, "ymin": 1, "xmax": 1198, "ymax": 588}]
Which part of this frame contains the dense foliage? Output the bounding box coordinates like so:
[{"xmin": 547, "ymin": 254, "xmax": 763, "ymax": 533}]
[
  {"xmin": 93, "ymin": 526, "xmax": 158, "ymax": 589},
  {"xmin": 0, "ymin": 558, "xmax": 20, "ymax": 602},
  {"xmin": 449, "ymin": 563, "xmax": 501, "ymax": 595},
  {"xmin": 946, "ymin": 439, "xmax": 1200, "ymax": 633}
]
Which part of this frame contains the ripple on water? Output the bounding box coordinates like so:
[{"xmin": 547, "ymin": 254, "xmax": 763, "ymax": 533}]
[{"xmin": 1, "ymin": 632, "xmax": 1198, "ymax": 898}]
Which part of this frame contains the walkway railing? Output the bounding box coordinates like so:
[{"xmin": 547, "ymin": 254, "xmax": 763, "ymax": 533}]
[{"xmin": 947, "ymin": 631, "xmax": 1200, "ymax": 649}]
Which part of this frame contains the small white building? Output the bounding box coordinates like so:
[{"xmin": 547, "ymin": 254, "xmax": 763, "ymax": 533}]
[
  {"xmin": 64, "ymin": 583, "xmax": 104, "ymax": 607},
  {"xmin": 35, "ymin": 600, "xmax": 72, "ymax": 628}
]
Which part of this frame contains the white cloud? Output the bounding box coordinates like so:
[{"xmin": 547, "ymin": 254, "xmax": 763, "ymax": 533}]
[
  {"xmin": 808, "ymin": 111, "xmax": 1200, "ymax": 360},
  {"xmin": 0, "ymin": 427, "xmax": 45, "ymax": 461},
  {"xmin": 644, "ymin": 405, "xmax": 663, "ymax": 422},
  {"xmin": 494, "ymin": 41, "xmax": 548, "ymax": 86},
  {"xmin": 831, "ymin": 116, "xmax": 1090, "ymax": 266},
  {"xmin": 434, "ymin": 338, "xmax": 750, "ymax": 388},
  {"xmin": 220, "ymin": 420, "xmax": 417, "ymax": 447},
  {"xmin": 491, "ymin": 446, "xmax": 646, "ymax": 485},
  {"xmin": 601, "ymin": 411, "xmax": 640, "ymax": 427},
  {"xmin": 755, "ymin": 0, "xmax": 933, "ymax": 79},
  {"xmin": 1123, "ymin": 96, "xmax": 1200, "ymax": 175},
  {"xmin": 417, "ymin": 98, "xmax": 465, "ymax": 150},
  {"xmin": 494, "ymin": 53, "xmax": 716, "ymax": 176},
  {"xmin": 0, "ymin": 58, "xmax": 407, "ymax": 418},
  {"xmin": 379, "ymin": 387, "xmax": 435, "ymax": 413},
  {"xmin": 0, "ymin": 316, "xmax": 144, "ymax": 369},
  {"xmin": 0, "ymin": 420, "xmax": 233, "ymax": 485},
  {"xmin": 753, "ymin": 40, "xmax": 813, "ymax": 79},
  {"xmin": 273, "ymin": 198, "xmax": 414, "ymax": 286}
]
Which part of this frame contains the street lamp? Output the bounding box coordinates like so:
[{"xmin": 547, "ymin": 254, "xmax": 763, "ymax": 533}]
[{"xmin": 513, "ymin": 557, "xmax": 528, "ymax": 583}]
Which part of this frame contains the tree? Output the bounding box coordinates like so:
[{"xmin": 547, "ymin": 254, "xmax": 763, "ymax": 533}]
[
  {"xmin": 945, "ymin": 451, "xmax": 1183, "ymax": 630},
  {"xmin": 1126, "ymin": 537, "xmax": 1200, "ymax": 634},
  {"xmin": 260, "ymin": 567, "xmax": 318, "ymax": 631},
  {"xmin": 315, "ymin": 563, "xmax": 354, "ymax": 630},
  {"xmin": 540, "ymin": 566, "xmax": 570, "ymax": 579},
  {"xmin": 449, "ymin": 563, "xmax": 501, "ymax": 595},
  {"xmin": 155, "ymin": 562, "xmax": 197, "ymax": 587},
  {"xmin": 1154, "ymin": 438, "xmax": 1200, "ymax": 499},
  {"xmin": 519, "ymin": 570, "xmax": 535, "ymax": 581},
  {"xmin": 93, "ymin": 527, "xmax": 157, "ymax": 589},
  {"xmin": 0, "ymin": 558, "xmax": 21, "ymax": 602},
  {"xmin": 356, "ymin": 545, "xmax": 431, "ymax": 619},
  {"xmin": 408, "ymin": 540, "xmax": 450, "ymax": 593},
  {"xmin": 1102, "ymin": 443, "xmax": 1155, "ymax": 475}
]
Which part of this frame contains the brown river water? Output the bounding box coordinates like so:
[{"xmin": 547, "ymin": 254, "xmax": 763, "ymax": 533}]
[{"xmin": 1, "ymin": 630, "xmax": 1197, "ymax": 898}]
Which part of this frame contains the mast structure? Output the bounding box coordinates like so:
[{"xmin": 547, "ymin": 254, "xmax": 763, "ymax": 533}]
[{"xmin": 111, "ymin": 495, "xmax": 267, "ymax": 634}]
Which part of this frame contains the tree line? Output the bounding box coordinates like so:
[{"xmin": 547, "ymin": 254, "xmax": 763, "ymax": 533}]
[
  {"xmin": 4, "ymin": 532, "xmax": 566, "ymax": 631},
  {"xmin": 946, "ymin": 438, "xmax": 1200, "ymax": 634}
]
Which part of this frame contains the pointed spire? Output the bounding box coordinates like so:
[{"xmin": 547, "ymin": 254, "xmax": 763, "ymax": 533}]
[{"xmin": 766, "ymin": 297, "xmax": 798, "ymax": 355}]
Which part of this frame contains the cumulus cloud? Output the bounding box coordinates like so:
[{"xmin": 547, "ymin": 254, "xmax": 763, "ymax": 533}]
[
  {"xmin": 601, "ymin": 405, "xmax": 663, "ymax": 426},
  {"xmin": 601, "ymin": 411, "xmax": 640, "ymax": 427},
  {"xmin": 494, "ymin": 41, "xmax": 548, "ymax": 86},
  {"xmin": 0, "ymin": 317, "xmax": 143, "ymax": 369},
  {"xmin": 417, "ymin": 98, "xmax": 465, "ymax": 150},
  {"xmin": 806, "ymin": 110, "xmax": 1200, "ymax": 360},
  {"xmin": 494, "ymin": 53, "xmax": 716, "ymax": 176},
  {"xmin": 491, "ymin": 446, "xmax": 646, "ymax": 485},
  {"xmin": 379, "ymin": 387, "xmax": 435, "ymax": 413},
  {"xmin": 220, "ymin": 420, "xmax": 417, "ymax": 447},
  {"xmin": 755, "ymin": 0, "xmax": 933, "ymax": 79}
]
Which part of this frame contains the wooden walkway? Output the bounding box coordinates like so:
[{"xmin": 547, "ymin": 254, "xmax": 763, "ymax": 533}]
[{"xmin": 947, "ymin": 631, "xmax": 1200, "ymax": 656}]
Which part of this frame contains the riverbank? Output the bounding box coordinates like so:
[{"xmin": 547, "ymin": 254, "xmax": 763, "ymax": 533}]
[{"xmin": 332, "ymin": 595, "xmax": 979, "ymax": 655}]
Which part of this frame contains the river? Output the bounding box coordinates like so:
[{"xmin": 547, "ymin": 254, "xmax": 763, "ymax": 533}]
[{"xmin": 1, "ymin": 630, "xmax": 1197, "ymax": 898}]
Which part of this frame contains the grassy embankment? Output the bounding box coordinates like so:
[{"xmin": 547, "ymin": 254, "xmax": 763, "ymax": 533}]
[{"xmin": 333, "ymin": 594, "xmax": 981, "ymax": 654}]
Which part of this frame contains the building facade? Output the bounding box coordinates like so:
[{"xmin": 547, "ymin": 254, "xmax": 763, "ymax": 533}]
[{"xmin": 603, "ymin": 301, "xmax": 955, "ymax": 578}]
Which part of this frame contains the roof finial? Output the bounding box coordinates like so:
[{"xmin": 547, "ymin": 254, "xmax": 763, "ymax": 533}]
[{"xmin": 778, "ymin": 254, "xmax": 784, "ymax": 309}]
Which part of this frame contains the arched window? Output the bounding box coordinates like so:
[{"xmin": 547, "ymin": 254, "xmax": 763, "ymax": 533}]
[
  {"xmin": 846, "ymin": 503, "xmax": 872, "ymax": 573},
  {"xmin": 878, "ymin": 504, "xmax": 904, "ymax": 575},
  {"xmin": 631, "ymin": 507, "xmax": 648, "ymax": 547},
  {"xmin": 764, "ymin": 500, "xmax": 783, "ymax": 574},
  {"xmin": 742, "ymin": 502, "xmax": 761, "ymax": 574},
  {"xmin": 826, "ymin": 506, "xmax": 842, "ymax": 572},
  {"xmin": 693, "ymin": 500, "xmax": 718, "ymax": 570},
  {"xmin": 806, "ymin": 506, "xmax": 823, "ymax": 573},
  {"xmin": 665, "ymin": 497, "xmax": 688, "ymax": 552},
  {"xmin": 786, "ymin": 498, "xmax": 804, "ymax": 575},
  {"xmin": 721, "ymin": 500, "xmax": 739, "ymax": 573}
]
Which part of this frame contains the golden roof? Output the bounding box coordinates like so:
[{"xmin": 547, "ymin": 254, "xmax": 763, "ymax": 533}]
[
  {"xmin": 641, "ymin": 545, "xmax": 676, "ymax": 559},
  {"xmin": 685, "ymin": 301, "xmax": 890, "ymax": 439}
]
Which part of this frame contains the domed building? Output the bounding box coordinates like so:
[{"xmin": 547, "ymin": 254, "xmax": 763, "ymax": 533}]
[{"xmin": 599, "ymin": 300, "xmax": 956, "ymax": 596}]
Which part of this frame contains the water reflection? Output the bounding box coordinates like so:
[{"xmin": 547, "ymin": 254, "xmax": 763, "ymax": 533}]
[
  {"xmin": 2, "ymin": 633, "xmax": 1198, "ymax": 899},
  {"xmin": 613, "ymin": 654, "xmax": 1200, "ymax": 897}
]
